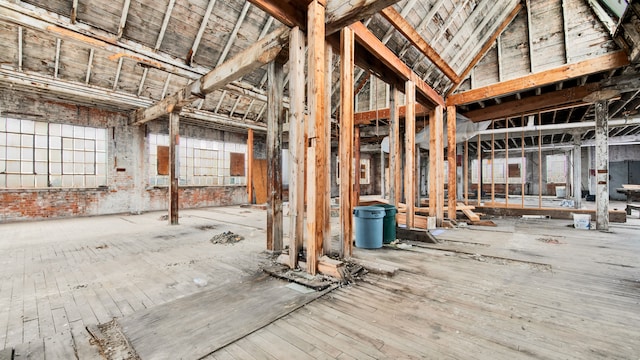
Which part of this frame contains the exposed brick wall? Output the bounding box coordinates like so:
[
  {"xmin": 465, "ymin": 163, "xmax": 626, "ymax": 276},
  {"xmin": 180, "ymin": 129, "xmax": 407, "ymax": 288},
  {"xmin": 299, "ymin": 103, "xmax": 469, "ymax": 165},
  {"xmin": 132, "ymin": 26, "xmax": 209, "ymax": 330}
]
[{"xmin": 0, "ymin": 91, "xmax": 251, "ymax": 222}]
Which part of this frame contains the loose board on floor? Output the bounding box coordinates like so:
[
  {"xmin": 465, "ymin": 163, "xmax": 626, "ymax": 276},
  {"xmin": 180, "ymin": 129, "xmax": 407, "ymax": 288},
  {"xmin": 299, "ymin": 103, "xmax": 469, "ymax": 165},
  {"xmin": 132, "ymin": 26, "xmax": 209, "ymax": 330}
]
[{"xmin": 117, "ymin": 272, "xmax": 327, "ymax": 360}]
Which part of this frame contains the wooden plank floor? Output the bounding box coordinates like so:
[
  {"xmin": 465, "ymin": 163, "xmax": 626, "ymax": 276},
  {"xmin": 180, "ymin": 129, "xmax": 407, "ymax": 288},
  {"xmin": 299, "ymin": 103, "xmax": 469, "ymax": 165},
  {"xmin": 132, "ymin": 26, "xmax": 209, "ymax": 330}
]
[
  {"xmin": 118, "ymin": 273, "xmax": 329, "ymax": 360},
  {"xmin": 206, "ymin": 218, "xmax": 640, "ymax": 359}
]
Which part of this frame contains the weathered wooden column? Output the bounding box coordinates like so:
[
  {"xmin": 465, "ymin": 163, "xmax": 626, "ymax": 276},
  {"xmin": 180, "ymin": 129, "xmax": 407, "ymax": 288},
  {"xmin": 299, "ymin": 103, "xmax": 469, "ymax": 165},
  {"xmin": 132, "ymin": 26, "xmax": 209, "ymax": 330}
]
[
  {"xmin": 595, "ymin": 100, "xmax": 609, "ymax": 230},
  {"xmin": 572, "ymin": 132, "xmax": 582, "ymax": 209},
  {"xmin": 429, "ymin": 105, "xmax": 444, "ymax": 225},
  {"xmin": 169, "ymin": 111, "xmax": 180, "ymax": 225},
  {"xmin": 389, "ymin": 85, "xmax": 401, "ymax": 208},
  {"xmin": 247, "ymin": 128, "xmax": 254, "ymax": 204},
  {"xmin": 306, "ymin": 0, "xmax": 327, "ymax": 274},
  {"xmin": 447, "ymin": 105, "xmax": 457, "ymax": 220},
  {"xmin": 404, "ymin": 80, "xmax": 416, "ymax": 228},
  {"xmin": 324, "ymin": 42, "xmax": 332, "ymax": 256},
  {"xmin": 339, "ymin": 27, "xmax": 354, "ymax": 258},
  {"xmin": 266, "ymin": 60, "xmax": 284, "ymax": 251},
  {"xmin": 288, "ymin": 26, "xmax": 305, "ymax": 268}
]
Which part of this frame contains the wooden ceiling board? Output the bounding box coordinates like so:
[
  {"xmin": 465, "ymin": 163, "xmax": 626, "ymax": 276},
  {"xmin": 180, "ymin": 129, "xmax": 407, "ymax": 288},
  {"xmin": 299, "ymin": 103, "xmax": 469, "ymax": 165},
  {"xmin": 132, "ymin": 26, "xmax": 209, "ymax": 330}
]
[
  {"xmin": 57, "ymin": 40, "xmax": 91, "ymax": 84},
  {"xmin": 114, "ymin": 57, "xmax": 145, "ymax": 94},
  {"xmin": 159, "ymin": 0, "xmax": 208, "ymax": 60},
  {"xmin": 0, "ymin": 22, "xmax": 17, "ymax": 68},
  {"xmin": 22, "ymin": 28, "xmax": 57, "ymax": 74},
  {"xmin": 86, "ymin": 47, "xmax": 120, "ymax": 89},
  {"xmin": 529, "ymin": 0, "xmax": 566, "ymax": 72},
  {"xmin": 122, "ymin": 0, "xmax": 171, "ymax": 49},
  {"xmin": 76, "ymin": 0, "xmax": 124, "ymax": 34},
  {"xmin": 21, "ymin": 0, "xmax": 71, "ymax": 18}
]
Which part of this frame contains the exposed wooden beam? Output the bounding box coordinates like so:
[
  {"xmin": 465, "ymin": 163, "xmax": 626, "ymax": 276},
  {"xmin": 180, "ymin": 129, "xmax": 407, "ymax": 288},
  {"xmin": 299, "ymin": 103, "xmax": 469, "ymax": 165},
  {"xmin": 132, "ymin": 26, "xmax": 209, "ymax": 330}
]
[
  {"xmin": 266, "ymin": 60, "xmax": 284, "ymax": 252},
  {"xmin": 390, "ymin": 84, "xmax": 402, "ymax": 209},
  {"xmin": 216, "ymin": 2, "xmax": 251, "ymax": 67},
  {"xmin": 397, "ymin": 0, "xmax": 447, "ymax": 58},
  {"xmin": 354, "ymin": 103, "xmax": 429, "ymax": 125},
  {"xmin": 380, "ymin": 7, "xmax": 460, "ymax": 83},
  {"xmin": 462, "ymin": 83, "xmax": 600, "ymax": 122},
  {"xmin": 168, "ymin": 112, "xmax": 180, "ymax": 225},
  {"xmin": 130, "ymin": 26, "xmax": 290, "ymax": 125},
  {"xmin": 85, "ymin": 48, "xmax": 94, "ymax": 84},
  {"xmin": 404, "ymin": 80, "xmax": 416, "ymax": 228},
  {"xmin": 155, "ymin": 0, "xmax": 176, "ymax": 50},
  {"xmin": 161, "ymin": 73, "xmax": 172, "ymax": 99},
  {"xmin": 117, "ymin": 0, "xmax": 132, "ymax": 39},
  {"xmin": 339, "ymin": 26, "xmax": 354, "ymax": 258},
  {"xmin": 0, "ymin": 67, "xmax": 267, "ymax": 131},
  {"xmin": 71, "ymin": 0, "xmax": 78, "ymax": 24},
  {"xmin": 447, "ymin": 3, "xmax": 522, "ymax": 96},
  {"xmin": 561, "ymin": 0, "xmax": 570, "ymax": 63},
  {"xmin": 350, "ymin": 21, "xmax": 444, "ymax": 108},
  {"xmin": 137, "ymin": 67, "xmax": 148, "ymax": 96},
  {"xmin": 54, "ymin": 38, "xmax": 61, "ymax": 78},
  {"xmin": 306, "ymin": 0, "xmax": 327, "ymax": 274},
  {"xmin": 247, "ymin": 0, "xmax": 307, "ymax": 29},
  {"xmin": 447, "ymin": 105, "xmax": 457, "ymax": 220},
  {"xmin": 448, "ymin": 51, "xmax": 630, "ymax": 106},
  {"xmin": 288, "ymin": 27, "xmax": 305, "ymax": 268},
  {"xmin": 525, "ymin": 0, "xmax": 535, "ymax": 73},
  {"xmin": 186, "ymin": 0, "xmax": 218, "ymax": 65}
]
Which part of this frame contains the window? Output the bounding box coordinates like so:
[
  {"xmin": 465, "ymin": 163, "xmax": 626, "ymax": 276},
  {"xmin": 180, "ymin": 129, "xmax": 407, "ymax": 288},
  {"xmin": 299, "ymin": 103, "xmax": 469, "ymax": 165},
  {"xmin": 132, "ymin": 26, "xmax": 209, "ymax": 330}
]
[
  {"xmin": 148, "ymin": 134, "xmax": 246, "ymax": 186},
  {"xmin": 0, "ymin": 118, "xmax": 107, "ymax": 188}
]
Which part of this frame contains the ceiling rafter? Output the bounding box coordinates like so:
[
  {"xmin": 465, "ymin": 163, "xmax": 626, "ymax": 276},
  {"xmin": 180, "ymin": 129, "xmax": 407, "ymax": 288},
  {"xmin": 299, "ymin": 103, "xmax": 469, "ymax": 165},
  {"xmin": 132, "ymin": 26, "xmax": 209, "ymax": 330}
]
[
  {"xmin": 397, "ymin": 0, "xmax": 447, "ymax": 58},
  {"xmin": 54, "ymin": 38, "xmax": 61, "ymax": 78},
  {"xmin": 155, "ymin": 0, "xmax": 176, "ymax": 51},
  {"xmin": 85, "ymin": 48, "xmax": 94, "ymax": 84},
  {"xmin": 113, "ymin": 57, "xmax": 123, "ymax": 91},
  {"xmin": 71, "ymin": 0, "xmax": 78, "ymax": 24},
  {"xmin": 117, "ymin": 0, "xmax": 132, "ymax": 39},
  {"xmin": 187, "ymin": 0, "xmax": 218, "ymax": 65},
  {"xmin": 380, "ymin": 6, "xmax": 459, "ymax": 83}
]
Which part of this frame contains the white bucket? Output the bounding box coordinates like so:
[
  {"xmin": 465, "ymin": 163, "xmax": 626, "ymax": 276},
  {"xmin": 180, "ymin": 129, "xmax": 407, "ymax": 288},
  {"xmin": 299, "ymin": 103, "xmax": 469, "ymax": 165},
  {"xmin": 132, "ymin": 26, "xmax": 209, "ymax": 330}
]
[
  {"xmin": 573, "ymin": 214, "xmax": 591, "ymax": 229},
  {"xmin": 427, "ymin": 216, "xmax": 436, "ymax": 230}
]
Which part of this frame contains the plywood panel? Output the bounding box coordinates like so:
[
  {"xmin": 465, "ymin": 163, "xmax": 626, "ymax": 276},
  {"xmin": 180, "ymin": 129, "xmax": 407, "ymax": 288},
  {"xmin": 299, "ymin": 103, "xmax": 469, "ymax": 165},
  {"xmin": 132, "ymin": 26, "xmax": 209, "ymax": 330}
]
[
  {"xmin": 230, "ymin": 152, "xmax": 245, "ymax": 176},
  {"xmin": 252, "ymin": 159, "xmax": 267, "ymax": 204}
]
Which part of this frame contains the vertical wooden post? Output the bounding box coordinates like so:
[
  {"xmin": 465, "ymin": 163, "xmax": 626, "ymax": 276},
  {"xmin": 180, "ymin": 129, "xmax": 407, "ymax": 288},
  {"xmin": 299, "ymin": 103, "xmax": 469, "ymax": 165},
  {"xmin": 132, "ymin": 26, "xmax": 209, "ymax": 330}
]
[
  {"xmin": 464, "ymin": 140, "xmax": 469, "ymax": 205},
  {"xmin": 477, "ymin": 134, "xmax": 482, "ymax": 205},
  {"xmin": 404, "ymin": 80, "xmax": 416, "ymax": 228},
  {"xmin": 595, "ymin": 100, "xmax": 609, "ymax": 230},
  {"xmin": 354, "ymin": 126, "xmax": 361, "ymax": 207},
  {"xmin": 247, "ymin": 128, "xmax": 254, "ymax": 204},
  {"xmin": 324, "ymin": 42, "xmax": 332, "ymax": 256},
  {"xmin": 267, "ymin": 60, "xmax": 284, "ymax": 252},
  {"xmin": 169, "ymin": 112, "xmax": 179, "ymax": 225},
  {"xmin": 389, "ymin": 85, "xmax": 401, "ymax": 208},
  {"xmin": 447, "ymin": 105, "xmax": 457, "ymax": 220},
  {"xmin": 491, "ymin": 121, "xmax": 495, "ymax": 204},
  {"xmin": 288, "ymin": 27, "xmax": 305, "ymax": 268},
  {"xmin": 339, "ymin": 27, "xmax": 354, "ymax": 258},
  {"xmin": 573, "ymin": 133, "xmax": 582, "ymax": 209},
  {"xmin": 505, "ymin": 118, "xmax": 509, "ymax": 207},
  {"xmin": 538, "ymin": 115, "xmax": 543, "ymax": 209},
  {"xmin": 521, "ymin": 123, "xmax": 525, "ymax": 208},
  {"xmin": 433, "ymin": 105, "xmax": 445, "ymax": 226},
  {"xmin": 306, "ymin": 0, "xmax": 327, "ymax": 274}
]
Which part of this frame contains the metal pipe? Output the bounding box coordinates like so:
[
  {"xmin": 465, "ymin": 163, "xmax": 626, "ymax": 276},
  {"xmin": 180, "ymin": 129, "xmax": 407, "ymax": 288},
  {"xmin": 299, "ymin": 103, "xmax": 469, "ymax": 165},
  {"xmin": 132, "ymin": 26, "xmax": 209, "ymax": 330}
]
[{"xmin": 476, "ymin": 117, "xmax": 640, "ymax": 135}]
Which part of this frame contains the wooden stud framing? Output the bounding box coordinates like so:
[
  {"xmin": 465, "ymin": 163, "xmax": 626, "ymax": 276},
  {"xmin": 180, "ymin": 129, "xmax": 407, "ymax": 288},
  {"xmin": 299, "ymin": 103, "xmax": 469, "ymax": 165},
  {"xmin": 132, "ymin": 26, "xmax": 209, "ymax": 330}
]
[
  {"xmin": 247, "ymin": 128, "xmax": 254, "ymax": 204},
  {"xmin": 405, "ymin": 80, "xmax": 416, "ymax": 228},
  {"xmin": 306, "ymin": 0, "xmax": 327, "ymax": 275},
  {"xmin": 288, "ymin": 27, "xmax": 305, "ymax": 267},
  {"xmin": 447, "ymin": 106, "xmax": 457, "ymax": 220},
  {"xmin": 464, "ymin": 140, "xmax": 469, "ymax": 205},
  {"xmin": 477, "ymin": 134, "xmax": 482, "ymax": 205},
  {"xmin": 266, "ymin": 60, "xmax": 284, "ymax": 252},
  {"xmin": 434, "ymin": 105, "xmax": 445, "ymax": 226},
  {"xmin": 354, "ymin": 126, "xmax": 361, "ymax": 207},
  {"xmin": 324, "ymin": 41, "xmax": 332, "ymax": 256},
  {"xmin": 169, "ymin": 112, "xmax": 179, "ymax": 225},
  {"xmin": 339, "ymin": 27, "xmax": 354, "ymax": 258},
  {"xmin": 389, "ymin": 85, "xmax": 401, "ymax": 208}
]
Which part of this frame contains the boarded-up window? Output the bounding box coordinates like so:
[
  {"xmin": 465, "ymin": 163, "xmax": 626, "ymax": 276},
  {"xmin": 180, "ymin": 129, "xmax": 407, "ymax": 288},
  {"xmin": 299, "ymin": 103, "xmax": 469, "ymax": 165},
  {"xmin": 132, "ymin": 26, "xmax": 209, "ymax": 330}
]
[
  {"xmin": 230, "ymin": 152, "xmax": 245, "ymax": 176},
  {"xmin": 157, "ymin": 146, "xmax": 169, "ymax": 175},
  {"xmin": 508, "ymin": 163, "xmax": 520, "ymax": 178}
]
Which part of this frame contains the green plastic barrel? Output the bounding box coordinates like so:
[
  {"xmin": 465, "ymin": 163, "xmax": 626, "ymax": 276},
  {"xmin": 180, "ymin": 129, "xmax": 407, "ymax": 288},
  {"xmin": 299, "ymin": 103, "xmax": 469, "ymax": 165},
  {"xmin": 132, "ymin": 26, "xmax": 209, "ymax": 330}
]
[
  {"xmin": 374, "ymin": 204, "xmax": 397, "ymax": 244},
  {"xmin": 353, "ymin": 206, "xmax": 385, "ymax": 249}
]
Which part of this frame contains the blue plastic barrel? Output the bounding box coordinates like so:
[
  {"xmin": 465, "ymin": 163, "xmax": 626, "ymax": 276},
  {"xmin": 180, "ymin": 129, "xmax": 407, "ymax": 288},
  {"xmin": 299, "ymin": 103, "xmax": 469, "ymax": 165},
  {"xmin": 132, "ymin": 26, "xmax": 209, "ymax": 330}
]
[{"xmin": 353, "ymin": 206, "xmax": 386, "ymax": 249}]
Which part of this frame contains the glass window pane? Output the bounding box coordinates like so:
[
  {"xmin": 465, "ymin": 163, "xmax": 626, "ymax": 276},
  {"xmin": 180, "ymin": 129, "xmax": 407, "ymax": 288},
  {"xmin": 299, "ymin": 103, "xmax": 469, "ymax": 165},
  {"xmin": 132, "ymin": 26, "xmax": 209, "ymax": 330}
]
[
  {"xmin": 73, "ymin": 126, "xmax": 84, "ymax": 138},
  {"xmin": 85, "ymin": 140, "xmax": 94, "ymax": 150},
  {"xmin": 35, "ymin": 121, "xmax": 48, "ymax": 135},
  {"xmin": 6, "ymin": 174, "xmax": 21, "ymax": 187},
  {"xmin": 96, "ymin": 163, "xmax": 106, "ymax": 175},
  {"xmin": 85, "ymin": 163, "xmax": 95, "ymax": 174},
  {"xmin": 96, "ymin": 152, "xmax": 105, "ymax": 164},
  {"xmin": 84, "ymin": 152, "xmax": 94, "ymax": 163},
  {"xmin": 6, "ymin": 160, "xmax": 20, "ymax": 173},
  {"xmin": 35, "ymin": 135, "xmax": 48, "ymax": 148},
  {"xmin": 21, "ymin": 148, "xmax": 33, "ymax": 161},
  {"xmin": 35, "ymin": 149, "xmax": 47, "ymax": 161},
  {"xmin": 21, "ymin": 162, "xmax": 32, "ymax": 173},
  {"xmin": 21, "ymin": 134, "xmax": 33, "ymax": 146},
  {"xmin": 73, "ymin": 151, "xmax": 83, "ymax": 162},
  {"xmin": 7, "ymin": 133, "xmax": 20, "ymax": 146},
  {"xmin": 50, "ymin": 162, "xmax": 61, "ymax": 175},
  {"xmin": 61, "ymin": 175, "xmax": 73, "ymax": 187},
  {"xmin": 74, "ymin": 139, "xmax": 84, "ymax": 150},
  {"xmin": 0, "ymin": 118, "xmax": 5, "ymax": 131},
  {"xmin": 49, "ymin": 123, "xmax": 61, "ymax": 136},
  {"xmin": 97, "ymin": 175, "xmax": 106, "ymax": 186},
  {"xmin": 62, "ymin": 138, "xmax": 73, "ymax": 150},
  {"xmin": 85, "ymin": 127, "xmax": 95, "ymax": 138},
  {"xmin": 85, "ymin": 176, "xmax": 96, "ymax": 188},
  {"xmin": 7, "ymin": 147, "xmax": 19, "ymax": 160},
  {"xmin": 95, "ymin": 128, "xmax": 106, "ymax": 140},
  {"xmin": 74, "ymin": 163, "xmax": 84, "ymax": 174},
  {"xmin": 50, "ymin": 150, "xmax": 61, "ymax": 162},
  {"xmin": 35, "ymin": 161, "xmax": 47, "ymax": 174},
  {"xmin": 35, "ymin": 175, "xmax": 48, "ymax": 187},
  {"xmin": 0, "ymin": 175, "xmax": 5, "ymax": 187},
  {"xmin": 62, "ymin": 124, "xmax": 73, "ymax": 137},
  {"xmin": 6, "ymin": 118, "xmax": 20, "ymax": 132},
  {"xmin": 73, "ymin": 175, "xmax": 84, "ymax": 187},
  {"xmin": 50, "ymin": 175, "xmax": 61, "ymax": 187},
  {"xmin": 62, "ymin": 150, "xmax": 73, "ymax": 162},
  {"xmin": 21, "ymin": 175, "xmax": 34, "ymax": 187},
  {"xmin": 49, "ymin": 136, "xmax": 61, "ymax": 149},
  {"xmin": 21, "ymin": 120, "xmax": 35, "ymax": 134},
  {"xmin": 63, "ymin": 163, "xmax": 73, "ymax": 174},
  {"xmin": 96, "ymin": 140, "xmax": 106, "ymax": 151},
  {"xmin": 0, "ymin": 133, "xmax": 5, "ymax": 146}
]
